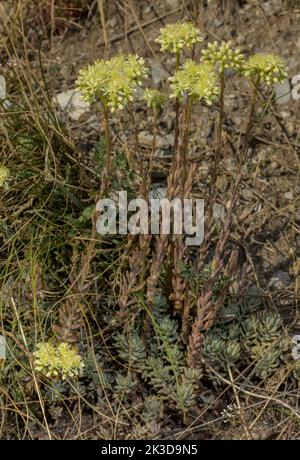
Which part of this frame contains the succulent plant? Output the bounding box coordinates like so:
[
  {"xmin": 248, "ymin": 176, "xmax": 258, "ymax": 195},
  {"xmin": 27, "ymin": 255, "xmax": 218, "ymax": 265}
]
[
  {"xmin": 170, "ymin": 382, "xmax": 196, "ymax": 411},
  {"xmin": 141, "ymin": 396, "xmax": 164, "ymax": 423},
  {"xmin": 114, "ymin": 332, "xmax": 146, "ymax": 364},
  {"xmin": 202, "ymin": 305, "xmax": 290, "ymax": 381},
  {"xmin": 114, "ymin": 372, "xmax": 136, "ymax": 395}
]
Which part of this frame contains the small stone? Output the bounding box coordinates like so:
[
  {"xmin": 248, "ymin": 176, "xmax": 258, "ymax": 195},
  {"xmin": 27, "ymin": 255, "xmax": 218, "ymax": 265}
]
[
  {"xmin": 135, "ymin": 86, "xmax": 144, "ymax": 102},
  {"xmin": 274, "ymin": 80, "xmax": 291, "ymax": 105},
  {"xmin": 213, "ymin": 203, "xmax": 226, "ymax": 222},
  {"xmin": 54, "ymin": 89, "xmax": 90, "ymax": 120},
  {"xmin": 284, "ymin": 191, "xmax": 294, "ymax": 200},
  {"xmin": 280, "ymin": 110, "xmax": 291, "ymax": 118},
  {"xmin": 108, "ymin": 17, "xmax": 117, "ymax": 28},
  {"xmin": 0, "ymin": 75, "xmax": 5, "ymax": 99},
  {"xmin": 237, "ymin": 35, "xmax": 246, "ymax": 45},
  {"xmin": 0, "ymin": 335, "xmax": 6, "ymax": 359},
  {"xmin": 165, "ymin": 0, "xmax": 180, "ymax": 6},
  {"xmin": 223, "ymin": 158, "xmax": 235, "ymax": 171},
  {"xmin": 241, "ymin": 188, "xmax": 254, "ymax": 200},
  {"xmin": 138, "ymin": 131, "xmax": 174, "ymax": 149},
  {"xmin": 149, "ymin": 59, "xmax": 169, "ymax": 85},
  {"xmin": 162, "ymin": 110, "xmax": 175, "ymax": 130},
  {"xmin": 268, "ymin": 271, "xmax": 291, "ymax": 290}
]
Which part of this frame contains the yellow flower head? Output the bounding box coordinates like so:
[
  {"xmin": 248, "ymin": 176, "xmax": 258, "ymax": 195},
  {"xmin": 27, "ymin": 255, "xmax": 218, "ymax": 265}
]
[
  {"xmin": 34, "ymin": 342, "xmax": 84, "ymax": 380},
  {"xmin": 0, "ymin": 165, "xmax": 9, "ymax": 188},
  {"xmin": 76, "ymin": 54, "xmax": 148, "ymax": 112},
  {"xmin": 155, "ymin": 22, "xmax": 202, "ymax": 54},
  {"xmin": 201, "ymin": 41, "xmax": 245, "ymax": 73},
  {"xmin": 144, "ymin": 88, "xmax": 167, "ymax": 114},
  {"xmin": 243, "ymin": 54, "xmax": 287, "ymax": 86},
  {"xmin": 169, "ymin": 60, "xmax": 219, "ymax": 104}
]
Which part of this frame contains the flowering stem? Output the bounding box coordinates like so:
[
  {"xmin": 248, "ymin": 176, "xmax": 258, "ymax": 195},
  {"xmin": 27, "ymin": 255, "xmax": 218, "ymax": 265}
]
[
  {"xmin": 208, "ymin": 70, "xmax": 225, "ymax": 223},
  {"xmin": 77, "ymin": 103, "xmax": 112, "ymax": 294},
  {"xmin": 100, "ymin": 104, "xmax": 112, "ymax": 196},
  {"xmin": 240, "ymin": 75, "xmax": 260, "ymax": 165},
  {"xmin": 191, "ymin": 0, "xmax": 201, "ymax": 59},
  {"xmin": 148, "ymin": 112, "xmax": 158, "ymax": 196},
  {"xmin": 180, "ymin": 96, "xmax": 193, "ymax": 196},
  {"xmin": 129, "ymin": 104, "xmax": 147, "ymax": 198},
  {"xmin": 173, "ymin": 51, "xmax": 181, "ymax": 157}
]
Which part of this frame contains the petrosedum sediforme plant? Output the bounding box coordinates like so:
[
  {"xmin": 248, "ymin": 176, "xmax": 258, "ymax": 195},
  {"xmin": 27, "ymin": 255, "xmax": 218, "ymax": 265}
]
[
  {"xmin": 155, "ymin": 22, "xmax": 202, "ymax": 53},
  {"xmin": 72, "ymin": 22, "xmax": 289, "ymax": 412},
  {"xmin": 34, "ymin": 342, "xmax": 84, "ymax": 380}
]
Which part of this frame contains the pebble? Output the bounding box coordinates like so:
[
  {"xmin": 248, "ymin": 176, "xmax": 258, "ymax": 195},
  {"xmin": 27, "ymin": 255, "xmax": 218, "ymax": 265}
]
[
  {"xmin": 138, "ymin": 130, "xmax": 174, "ymax": 149},
  {"xmin": 149, "ymin": 59, "xmax": 169, "ymax": 85},
  {"xmin": 268, "ymin": 271, "xmax": 291, "ymax": 290},
  {"xmin": 241, "ymin": 189, "xmax": 254, "ymax": 200},
  {"xmin": 284, "ymin": 191, "xmax": 294, "ymax": 200},
  {"xmin": 213, "ymin": 203, "xmax": 226, "ymax": 222},
  {"xmin": 53, "ymin": 89, "xmax": 89, "ymax": 121}
]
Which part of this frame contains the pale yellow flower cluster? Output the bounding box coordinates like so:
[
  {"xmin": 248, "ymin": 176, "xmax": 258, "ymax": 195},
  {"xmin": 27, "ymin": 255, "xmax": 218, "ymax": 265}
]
[
  {"xmin": 169, "ymin": 60, "xmax": 219, "ymax": 105},
  {"xmin": 155, "ymin": 22, "xmax": 202, "ymax": 54},
  {"xmin": 76, "ymin": 54, "xmax": 148, "ymax": 112},
  {"xmin": 34, "ymin": 342, "xmax": 84, "ymax": 380},
  {"xmin": 201, "ymin": 41, "xmax": 245, "ymax": 73},
  {"xmin": 144, "ymin": 89, "xmax": 167, "ymax": 114},
  {"xmin": 243, "ymin": 54, "xmax": 287, "ymax": 85}
]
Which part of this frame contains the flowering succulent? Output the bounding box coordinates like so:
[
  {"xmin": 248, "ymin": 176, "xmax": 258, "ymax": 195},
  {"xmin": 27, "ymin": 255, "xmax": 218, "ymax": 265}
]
[
  {"xmin": 243, "ymin": 54, "xmax": 287, "ymax": 86},
  {"xmin": 201, "ymin": 40, "xmax": 245, "ymax": 73},
  {"xmin": 144, "ymin": 89, "xmax": 167, "ymax": 114},
  {"xmin": 0, "ymin": 165, "xmax": 9, "ymax": 187},
  {"xmin": 34, "ymin": 342, "xmax": 84, "ymax": 380},
  {"xmin": 155, "ymin": 22, "xmax": 202, "ymax": 54},
  {"xmin": 169, "ymin": 60, "xmax": 219, "ymax": 104},
  {"xmin": 76, "ymin": 54, "xmax": 148, "ymax": 112}
]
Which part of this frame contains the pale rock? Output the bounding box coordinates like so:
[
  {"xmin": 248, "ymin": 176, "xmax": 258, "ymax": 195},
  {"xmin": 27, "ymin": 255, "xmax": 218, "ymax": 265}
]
[
  {"xmin": 0, "ymin": 335, "xmax": 5, "ymax": 359},
  {"xmin": 54, "ymin": 89, "xmax": 90, "ymax": 121},
  {"xmin": 149, "ymin": 59, "xmax": 169, "ymax": 85},
  {"xmin": 284, "ymin": 191, "xmax": 294, "ymax": 200},
  {"xmin": 139, "ymin": 130, "xmax": 174, "ymax": 149},
  {"xmin": 213, "ymin": 203, "xmax": 226, "ymax": 222},
  {"xmin": 268, "ymin": 271, "xmax": 291, "ymax": 290},
  {"xmin": 274, "ymin": 80, "xmax": 291, "ymax": 105}
]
